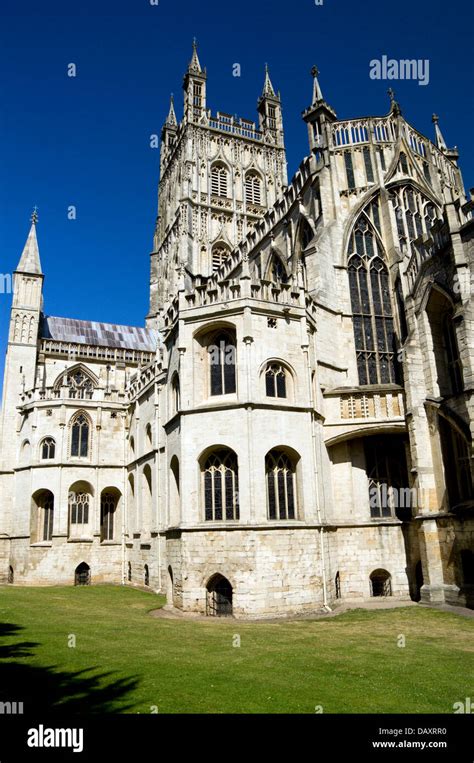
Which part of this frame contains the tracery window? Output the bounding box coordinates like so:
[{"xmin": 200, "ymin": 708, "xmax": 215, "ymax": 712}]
[
  {"xmin": 40, "ymin": 437, "xmax": 56, "ymax": 460},
  {"xmin": 65, "ymin": 370, "xmax": 94, "ymax": 400},
  {"xmin": 266, "ymin": 450, "xmax": 297, "ymax": 520},
  {"xmin": 267, "ymin": 253, "xmax": 288, "ymax": 283},
  {"xmin": 245, "ymin": 172, "xmax": 262, "ymax": 205},
  {"xmin": 211, "ymin": 164, "xmax": 228, "ymax": 197},
  {"xmin": 203, "ymin": 449, "xmax": 239, "ymax": 521},
  {"xmin": 211, "ymin": 244, "xmax": 231, "ymax": 272},
  {"xmin": 348, "ymin": 216, "xmax": 397, "ymax": 385},
  {"xmin": 69, "ymin": 491, "xmax": 90, "ymax": 525},
  {"xmin": 265, "ymin": 363, "xmax": 287, "ymax": 398},
  {"xmin": 100, "ymin": 492, "xmax": 116, "ymax": 541},
  {"xmin": 36, "ymin": 490, "xmax": 54, "ymax": 542},
  {"xmin": 389, "ymin": 185, "xmax": 440, "ymax": 254},
  {"xmin": 70, "ymin": 414, "xmax": 90, "ymax": 458},
  {"xmin": 365, "ymin": 436, "xmax": 410, "ymax": 521}
]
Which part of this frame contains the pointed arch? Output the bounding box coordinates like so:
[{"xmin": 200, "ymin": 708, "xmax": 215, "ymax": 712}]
[
  {"xmin": 295, "ymin": 216, "xmax": 314, "ymax": 257},
  {"xmin": 54, "ymin": 364, "xmax": 99, "ymax": 400},
  {"xmin": 69, "ymin": 410, "xmax": 92, "ymax": 458},
  {"xmin": 211, "ymin": 241, "xmax": 232, "ymax": 273},
  {"xmin": 264, "ymin": 250, "xmax": 289, "ymax": 284},
  {"xmin": 200, "ymin": 447, "xmax": 239, "ymax": 521},
  {"xmin": 244, "ymin": 170, "xmax": 263, "ymax": 205},
  {"xmin": 210, "ymin": 162, "xmax": 229, "ymax": 197},
  {"xmin": 347, "ymin": 211, "xmax": 398, "ymax": 385}
]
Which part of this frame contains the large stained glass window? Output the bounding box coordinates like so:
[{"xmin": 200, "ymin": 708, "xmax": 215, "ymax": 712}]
[{"xmin": 348, "ymin": 214, "xmax": 397, "ymax": 385}]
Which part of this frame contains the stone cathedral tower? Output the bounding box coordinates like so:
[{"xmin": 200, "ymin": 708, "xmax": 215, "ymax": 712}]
[{"xmin": 148, "ymin": 42, "xmax": 288, "ymax": 324}]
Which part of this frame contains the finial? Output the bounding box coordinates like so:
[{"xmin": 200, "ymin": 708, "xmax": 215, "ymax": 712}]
[
  {"xmin": 432, "ymin": 113, "xmax": 447, "ymax": 151},
  {"xmin": 311, "ymin": 65, "xmax": 323, "ymax": 103},
  {"xmin": 387, "ymin": 87, "xmax": 401, "ymax": 116},
  {"xmin": 193, "ymin": 37, "xmax": 197, "ymax": 49},
  {"xmin": 31, "ymin": 206, "xmax": 38, "ymax": 225}
]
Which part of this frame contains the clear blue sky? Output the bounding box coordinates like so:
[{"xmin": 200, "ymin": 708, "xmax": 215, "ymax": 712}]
[{"xmin": 1, "ymin": 0, "xmax": 473, "ymax": 394}]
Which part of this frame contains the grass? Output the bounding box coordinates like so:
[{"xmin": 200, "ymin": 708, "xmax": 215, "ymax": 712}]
[{"xmin": 0, "ymin": 585, "xmax": 472, "ymax": 714}]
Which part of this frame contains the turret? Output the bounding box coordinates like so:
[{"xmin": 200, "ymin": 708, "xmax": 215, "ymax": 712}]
[
  {"xmin": 0, "ymin": 210, "xmax": 43, "ymax": 465},
  {"xmin": 257, "ymin": 65, "xmax": 284, "ymax": 147},
  {"xmin": 432, "ymin": 113, "xmax": 459, "ymax": 163},
  {"xmin": 302, "ymin": 66, "xmax": 337, "ymax": 153},
  {"xmin": 183, "ymin": 39, "xmax": 207, "ymax": 123},
  {"xmin": 160, "ymin": 94, "xmax": 178, "ymax": 175}
]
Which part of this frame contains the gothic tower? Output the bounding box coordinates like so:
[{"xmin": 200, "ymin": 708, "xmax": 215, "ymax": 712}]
[
  {"xmin": 0, "ymin": 212, "xmax": 43, "ymax": 558},
  {"xmin": 147, "ymin": 43, "xmax": 288, "ymax": 325}
]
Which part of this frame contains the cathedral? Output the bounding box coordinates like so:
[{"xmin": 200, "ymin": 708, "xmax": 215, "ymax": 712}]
[{"xmin": 1, "ymin": 43, "xmax": 473, "ymax": 617}]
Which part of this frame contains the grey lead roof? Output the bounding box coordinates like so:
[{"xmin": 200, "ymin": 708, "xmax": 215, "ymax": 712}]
[{"xmin": 41, "ymin": 315, "xmax": 159, "ymax": 352}]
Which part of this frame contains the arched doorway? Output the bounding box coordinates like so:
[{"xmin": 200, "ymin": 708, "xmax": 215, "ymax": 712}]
[
  {"xmin": 370, "ymin": 569, "xmax": 392, "ymax": 597},
  {"xmin": 75, "ymin": 562, "xmax": 90, "ymax": 586},
  {"xmin": 8, "ymin": 566, "xmax": 14, "ymax": 584},
  {"xmin": 206, "ymin": 574, "xmax": 233, "ymax": 616}
]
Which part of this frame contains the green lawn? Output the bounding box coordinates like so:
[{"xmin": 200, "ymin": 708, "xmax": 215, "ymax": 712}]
[{"xmin": 0, "ymin": 586, "xmax": 472, "ymax": 714}]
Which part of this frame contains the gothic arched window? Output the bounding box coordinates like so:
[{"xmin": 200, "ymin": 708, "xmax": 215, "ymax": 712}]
[
  {"xmin": 267, "ymin": 254, "xmax": 288, "ymax": 284},
  {"xmin": 40, "ymin": 437, "xmax": 56, "ymax": 460},
  {"xmin": 265, "ymin": 363, "xmax": 287, "ymax": 398},
  {"xmin": 34, "ymin": 490, "xmax": 54, "ymax": 542},
  {"xmin": 266, "ymin": 449, "xmax": 297, "ymax": 520},
  {"xmin": 245, "ymin": 172, "xmax": 262, "ymax": 205},
  {"xmin": 100, "ymin": 491, "xmax": 117, "ymax": 542},
  {"xmin": 208, "ymin": 330, "xmax": 236, "ymax": 396},
  {"xmin": 69, "ymin": 491, "xmax": 90, "ymax": 527},
  {"xmin": 203, "ymin": 449, "xmax": 239, "ymax": 521},
  {"xmin": 365, "ymin": 435, "xmax": 410, "ymax": 521},
  {"xmin": 348, "ymin": 216, "xmax": 397, "ymax": 385},
  {"xmin": 65, "ymin": 370, "xmax": 94, "ymax": 400},
  {"xmin": 70, "ymin": 413, "xmax": 90, "ymax": 458},
  {"xmin": 211, "ymin": 164, "xmax": 228, "ymax": 197},
  {"xmin": 211, "ymin": 244, "xmax": 231, "ymax": 273}
]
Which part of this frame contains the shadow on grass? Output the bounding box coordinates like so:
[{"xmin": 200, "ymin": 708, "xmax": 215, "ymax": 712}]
[{"xmin": 0, "ymin": 623, "xmax": 139, "ymax": 714}]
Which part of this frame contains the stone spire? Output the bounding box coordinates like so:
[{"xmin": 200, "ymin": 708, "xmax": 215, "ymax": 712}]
[
  {"xmin": 302, "ymin": 65, "xmax": 337, "ymax": 152},
  {"xmin": 431, "ymin": 113, "xmax": 459, "ymax": 161},
  {"xmin": 165, "ymin": 94, "xmax": 177, "ymax": 127},
  {"xmin": 432, "ymin": 113, "xmax": 447, "ymax": 151},
  {"xmin": 16, "ymin": 208, "xmax": 42, "ymax": 275},
  {"xmin": 261, "ymin": 64, "xmax": 277, "ymax": 99},
  {"xmin": 188, "ymin": 38, "xmax": 203, "ymax": 74},
  {"xmin": 311, "ymin": 65, "xmax": 324, "ymax": 103}
]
